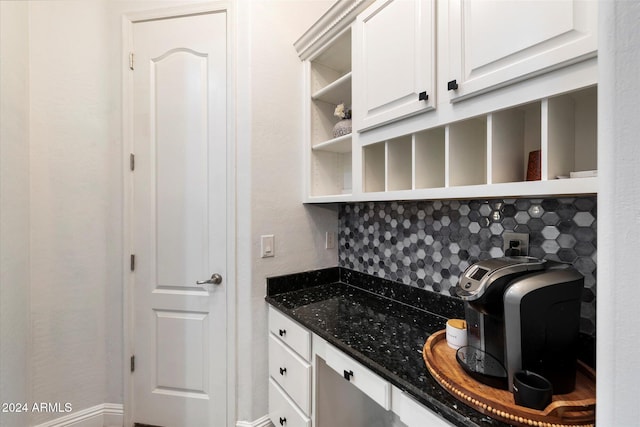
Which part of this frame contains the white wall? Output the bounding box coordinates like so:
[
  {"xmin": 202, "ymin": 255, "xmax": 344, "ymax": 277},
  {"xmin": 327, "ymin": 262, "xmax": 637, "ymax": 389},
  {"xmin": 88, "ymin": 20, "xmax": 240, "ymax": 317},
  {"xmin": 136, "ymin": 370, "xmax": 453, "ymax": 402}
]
[
  {"xmin": 0, "ymin": 2, "xmax": 31, "ymax": 426},
  {"xmin": 237, "ymin": 0, "xmax": 338, "ymax": 420},
  {"xmin": 597, "ymin": 0, "xmax": 640, "ymax": 425},
  {"xmin": 27, "ymin": 1, "xmax": 116, "ymax": 423}
]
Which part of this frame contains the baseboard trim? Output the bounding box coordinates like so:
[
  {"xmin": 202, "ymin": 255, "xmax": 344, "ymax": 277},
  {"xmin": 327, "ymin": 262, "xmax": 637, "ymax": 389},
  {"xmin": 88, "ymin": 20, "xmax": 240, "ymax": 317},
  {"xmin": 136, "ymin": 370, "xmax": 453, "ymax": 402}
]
[
  {"xmin": 236, "ymin": 414, "xmax": 271, "ymax": 427},
  {"xmin": 33, "ymin": 403, "xmax": 124, "ymax": 427}
]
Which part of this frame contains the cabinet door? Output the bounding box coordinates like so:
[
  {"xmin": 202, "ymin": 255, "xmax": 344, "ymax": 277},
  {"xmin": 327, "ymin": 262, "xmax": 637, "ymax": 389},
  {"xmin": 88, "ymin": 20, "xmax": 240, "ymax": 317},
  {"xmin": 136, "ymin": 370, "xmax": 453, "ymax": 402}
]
[
  {"xmin": 447, "ymin": 0, "xmax": 597, "ymax": 102},
  {"xmin": 354, "ymin": 0, "xmax": 435, "ymax": 131}
]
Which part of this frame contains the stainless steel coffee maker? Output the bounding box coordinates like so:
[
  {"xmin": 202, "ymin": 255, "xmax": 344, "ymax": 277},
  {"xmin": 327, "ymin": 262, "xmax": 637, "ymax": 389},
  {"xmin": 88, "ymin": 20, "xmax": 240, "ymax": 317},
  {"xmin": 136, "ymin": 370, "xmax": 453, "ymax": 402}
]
[{"xmin": 455, "ymin": 256, "xmax": 584, "ymax": 393}]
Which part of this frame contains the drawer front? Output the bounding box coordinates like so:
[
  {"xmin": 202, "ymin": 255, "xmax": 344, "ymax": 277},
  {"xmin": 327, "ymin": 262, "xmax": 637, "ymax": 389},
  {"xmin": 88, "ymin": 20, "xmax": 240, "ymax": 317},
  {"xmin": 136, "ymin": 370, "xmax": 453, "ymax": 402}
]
[
  {"xmin": 393, "ymin": 388, "xmax": 453, "ymax": 427},
  {"xmin": 324, "ymin": 344, "xmax": 391, "ymax": 410},
  {"xmin": 269, "ymin": 378, "xmax": 311, "ymax": 427},
  {"xmin": 269, "ymin": 334, "xmax": 311, "ymax": 414},
  {"xmin": 269, "ymin": 307, "xmax": 311, "ymax": 361}
]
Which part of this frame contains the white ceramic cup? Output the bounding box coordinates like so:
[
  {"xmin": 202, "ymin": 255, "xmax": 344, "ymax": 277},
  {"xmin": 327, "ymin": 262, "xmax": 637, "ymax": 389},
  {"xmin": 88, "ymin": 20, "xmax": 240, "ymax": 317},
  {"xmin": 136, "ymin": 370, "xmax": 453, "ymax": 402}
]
[{"xmin": 445, "ymin": 319, "xmax": 467, "ymax": 349}]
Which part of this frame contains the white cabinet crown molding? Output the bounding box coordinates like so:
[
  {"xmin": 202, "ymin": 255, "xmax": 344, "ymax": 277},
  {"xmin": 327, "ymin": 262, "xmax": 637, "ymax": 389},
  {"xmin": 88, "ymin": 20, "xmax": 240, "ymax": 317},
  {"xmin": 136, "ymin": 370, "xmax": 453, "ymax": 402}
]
[{"xmin": 294, "ymin": 0, "xmax": 374, "ymax": 60}]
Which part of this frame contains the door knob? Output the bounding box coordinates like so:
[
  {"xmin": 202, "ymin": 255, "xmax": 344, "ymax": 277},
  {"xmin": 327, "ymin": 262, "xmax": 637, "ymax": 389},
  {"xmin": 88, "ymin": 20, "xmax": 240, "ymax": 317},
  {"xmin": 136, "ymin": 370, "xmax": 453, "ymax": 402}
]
[{"xmin": 196, "ymin": 273, "xmax": 223, "ymax": 285}]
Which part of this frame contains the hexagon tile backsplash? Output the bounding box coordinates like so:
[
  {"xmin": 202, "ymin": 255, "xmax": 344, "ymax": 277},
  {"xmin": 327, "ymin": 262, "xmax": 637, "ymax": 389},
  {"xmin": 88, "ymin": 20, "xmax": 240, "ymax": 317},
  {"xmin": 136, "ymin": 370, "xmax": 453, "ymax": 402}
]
[{"xmin": 338, "ymin": 197, "xmax": 597, "ymax": 335}]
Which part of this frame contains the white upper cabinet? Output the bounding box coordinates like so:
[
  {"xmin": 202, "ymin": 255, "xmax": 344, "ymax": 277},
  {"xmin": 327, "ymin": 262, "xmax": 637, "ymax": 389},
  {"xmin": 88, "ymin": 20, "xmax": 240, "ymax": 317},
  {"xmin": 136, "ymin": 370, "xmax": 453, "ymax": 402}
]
[
  {"xmin": 447, "ymin": 0, "xmax": 597, "ymax": 102},
  {"xmin": 353, "ymin": 0, "xmax": 435, "ymax": 131},
  {"xmin": 296, "ymin": 0, "xmax": 598, "ymax": 203}
]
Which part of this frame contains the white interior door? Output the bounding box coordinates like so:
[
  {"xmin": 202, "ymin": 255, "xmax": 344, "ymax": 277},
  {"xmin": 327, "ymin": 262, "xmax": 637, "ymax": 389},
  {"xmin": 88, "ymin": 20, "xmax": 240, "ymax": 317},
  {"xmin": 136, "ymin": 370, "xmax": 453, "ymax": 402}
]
[{"xmin": 131, "ymin": 11, "xmax": 227, "ymax": 427}]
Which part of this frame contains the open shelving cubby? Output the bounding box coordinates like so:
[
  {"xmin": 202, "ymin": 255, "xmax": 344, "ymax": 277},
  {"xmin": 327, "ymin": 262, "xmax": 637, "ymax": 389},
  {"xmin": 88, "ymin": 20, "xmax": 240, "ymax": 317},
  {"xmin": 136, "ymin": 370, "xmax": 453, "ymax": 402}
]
[
  {"xmin": 310, "ymin": 29, "xmax": 351, "ymax": 98},
  {"xmin": 311, "ymin": 149, "xmax": 352, "ymax": 197},
  {"xmin": 362, "ymin": 135, "xmax": 413, "ymax": 193},
  {"xmin": 363, "ymin": 142, "xmax": 385, "ymax": 193},
  {"xmin": 545, "ymin": 86, "xmax": 597, "ymax": 180},
  {"xmin": 448, "ymin": 117, "xmax": 488, "ymax": 187},
  {"xmin": 387, "ymin": 135, "xmax": 412, "ymax": 191},
  {"xmin": 489, "ymin": 101, "xmax": 541, "ymax": 184},
  {"xmin": 308, "ymin": 28, "xmax": 353, "ymax": 198},
  {"xmin": 415, "ymin": 127, "xmax": 446, "ymax": 189}
]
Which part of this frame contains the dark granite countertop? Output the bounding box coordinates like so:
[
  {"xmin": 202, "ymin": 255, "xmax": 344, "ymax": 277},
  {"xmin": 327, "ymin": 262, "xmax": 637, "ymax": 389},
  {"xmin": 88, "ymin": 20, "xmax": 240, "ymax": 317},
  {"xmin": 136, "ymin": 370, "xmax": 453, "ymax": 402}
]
[{"xmin": 265, "ymin": 267, "xmax": 513, "ymax": 427}]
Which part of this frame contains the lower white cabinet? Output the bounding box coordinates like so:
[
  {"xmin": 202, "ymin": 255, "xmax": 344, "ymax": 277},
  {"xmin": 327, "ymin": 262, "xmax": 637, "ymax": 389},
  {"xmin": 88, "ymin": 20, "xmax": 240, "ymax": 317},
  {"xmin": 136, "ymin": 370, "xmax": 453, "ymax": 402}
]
[
  {"xmin": 268, "ymin": 308, "xmax": 312, "ymax": 426},
  {"xmin": 269, "ymin": 378, "xmax": 312, "ymax": 427},
  {"xmin": 268, "ymin": 307, "xmax": 453, "ymax": 427}
]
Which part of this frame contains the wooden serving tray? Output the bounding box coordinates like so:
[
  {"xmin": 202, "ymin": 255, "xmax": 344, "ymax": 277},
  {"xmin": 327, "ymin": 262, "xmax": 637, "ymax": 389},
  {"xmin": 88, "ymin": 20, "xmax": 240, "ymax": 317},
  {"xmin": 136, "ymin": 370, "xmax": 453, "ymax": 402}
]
[{"xmin": 423, "ymin": 330, "xmax": 595, "ymax": 427}]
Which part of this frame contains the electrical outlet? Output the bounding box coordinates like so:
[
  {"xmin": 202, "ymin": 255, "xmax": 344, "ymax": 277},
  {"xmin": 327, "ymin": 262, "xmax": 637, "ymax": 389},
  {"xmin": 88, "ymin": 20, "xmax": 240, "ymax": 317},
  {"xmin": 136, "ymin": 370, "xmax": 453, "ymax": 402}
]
[
  {"xmin": 502, "ymin": 232, "xmax": 529, "ymax": 256},
  {"xmin": 325, "ymin": 231, "xmax": 336, "ymax": 249},
  {"xmin": 261, "ymin": 234, "xmax": 275, "ymax": 258}
]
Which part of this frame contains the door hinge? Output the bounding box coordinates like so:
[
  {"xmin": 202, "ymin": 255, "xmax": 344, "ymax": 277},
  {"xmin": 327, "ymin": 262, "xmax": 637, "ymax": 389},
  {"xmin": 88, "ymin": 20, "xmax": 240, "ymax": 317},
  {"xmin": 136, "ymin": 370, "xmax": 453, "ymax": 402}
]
[
  {"xmin": 129, "ymin": 153, "xmax": 135, "ymax": 171},
  {"xmin": 130, "ymin": 355, "xmax": 135, "ymax": 372},
  {"xmin": 129, "ymin": 52, "xmax": 134, "ymax": 70},
  {"xmin": 130, "ymin": 254, "xmax": 135, "ymax": 271}
]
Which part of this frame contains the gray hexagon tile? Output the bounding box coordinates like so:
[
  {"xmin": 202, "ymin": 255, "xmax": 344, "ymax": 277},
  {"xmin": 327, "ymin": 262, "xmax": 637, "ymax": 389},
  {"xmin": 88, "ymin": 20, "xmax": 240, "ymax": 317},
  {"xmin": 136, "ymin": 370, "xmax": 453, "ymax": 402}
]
[{"xmin": 338, "ymin": 197, "xmax": 597, "ymax": 336}]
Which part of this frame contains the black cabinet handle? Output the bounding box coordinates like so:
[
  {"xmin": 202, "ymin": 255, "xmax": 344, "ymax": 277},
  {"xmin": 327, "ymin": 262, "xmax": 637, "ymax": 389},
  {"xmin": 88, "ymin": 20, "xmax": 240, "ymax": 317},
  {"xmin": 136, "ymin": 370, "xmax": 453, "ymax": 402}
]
[
  {"xmin": 279, "ymin": 367, "xmax": 287, "ymax": 375},
  {"xmin": 418, "ymin": 91, "xmax": 428, "ymax": 101},
  {"xmin": 343, "ymin": 369, "xmax": 354, "ymax": 381},
  {"xmin": 279, "ymin": 417, "xmax": 286, "ymax": 425},
  {"xmin": 447, "ymin": 80, "xmax": 459, "ymax": 91},
  {"xmin": 278, "ymin": 329, "xmax": 286, "ymax": 337}
]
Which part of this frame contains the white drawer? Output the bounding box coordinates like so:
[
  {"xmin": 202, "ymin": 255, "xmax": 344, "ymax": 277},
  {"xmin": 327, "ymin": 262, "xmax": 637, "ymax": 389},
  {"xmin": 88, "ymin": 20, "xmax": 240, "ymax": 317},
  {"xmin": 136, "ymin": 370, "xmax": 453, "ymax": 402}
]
[
  {"xmin": 324, "ymin": 343, "xmax": 391, "ymax": 410},
  {"xmin": 269, "ymin": 378, "xmax": 311, "ymax": 427},
  {"xmin": 269, "ymin": 334, "xmax": 311, "ymax": 414},
  {"xmin": 269, "ymin": 307, "xmax": 311, "ymax": 361},
  {"xmin": 392, "ymin": 387, "xmax": 454, "ymax": 427}
]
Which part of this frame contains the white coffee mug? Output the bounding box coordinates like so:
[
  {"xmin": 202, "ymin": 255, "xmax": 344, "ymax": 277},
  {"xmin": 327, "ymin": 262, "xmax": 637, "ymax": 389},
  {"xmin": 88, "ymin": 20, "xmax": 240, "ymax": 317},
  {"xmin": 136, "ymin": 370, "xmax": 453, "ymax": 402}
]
[{"xmin": 445, "ymin": 319, "xmax": 467, "ymax": 349}]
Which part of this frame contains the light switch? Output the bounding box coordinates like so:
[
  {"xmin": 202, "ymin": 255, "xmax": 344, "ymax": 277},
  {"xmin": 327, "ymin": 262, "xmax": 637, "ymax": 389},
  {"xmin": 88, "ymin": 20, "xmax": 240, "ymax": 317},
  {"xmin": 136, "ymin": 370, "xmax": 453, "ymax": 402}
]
[
  {"xmin": 261, "ymin": 234, "xmax": 275, "ymax": 258},
  {"xmin": 325, "ymin": 231, "xmax": 336, "ymax": 249}
]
